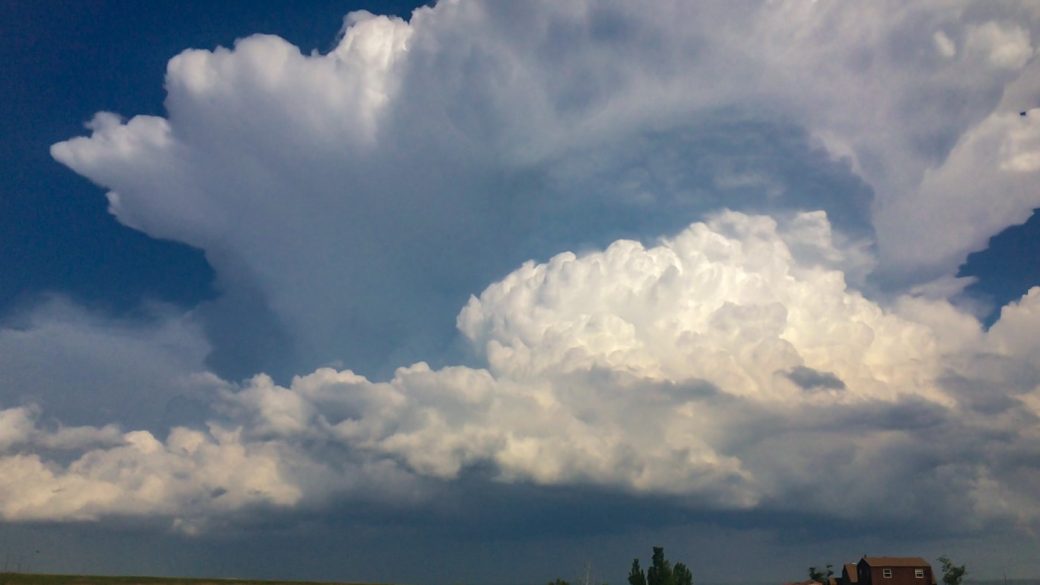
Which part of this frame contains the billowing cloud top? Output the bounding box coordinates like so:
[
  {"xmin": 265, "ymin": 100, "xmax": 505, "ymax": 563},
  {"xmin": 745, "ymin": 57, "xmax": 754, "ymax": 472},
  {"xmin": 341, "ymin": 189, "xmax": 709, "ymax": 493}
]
[
  {"xmin": 4, "ymin": 212, "xmax": 1040, "ymax": 537},
  {"xmin": 4, "ymin": 0, "xmax": 1039, "ymax": 546}
]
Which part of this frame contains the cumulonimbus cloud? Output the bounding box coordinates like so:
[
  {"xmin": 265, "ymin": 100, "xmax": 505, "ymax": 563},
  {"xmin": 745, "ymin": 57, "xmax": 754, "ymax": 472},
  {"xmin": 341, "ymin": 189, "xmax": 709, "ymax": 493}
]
[
  {"xmin": 49, "ymin": 0, "xmax": 1040, "ymax": 381},
  {"xmin": 3, "ymin": 212, "xmax": 1038, "ymax": 536},
  {"xmin": 4, "ymin": 0, "xmax": 1039, "ymax": 545}
]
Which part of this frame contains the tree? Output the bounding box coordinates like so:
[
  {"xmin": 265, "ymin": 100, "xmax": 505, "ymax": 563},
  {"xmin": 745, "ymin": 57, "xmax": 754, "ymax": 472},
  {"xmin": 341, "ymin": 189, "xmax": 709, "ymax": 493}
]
[
  {"xmin": 939, "ymin": 556, "xmax": 966, "ymax": 585},
  {"xmin": 808, "ymin": 565, "xmax": 833, "ymax": 583},
  {"xmin": 547, "ymin": 580, "xmax": 571, "ymax": 585},
  {"xmin": 629, "ymin": 559, "xmax": 647, "ymax": 585},
  {"xmin": 629, "ymin": 547, "xmax": 691, "ymax": 585},
  {"xmin": 674, "ymin": 563, "xmax": 693, "ymax": 585},
  {"xmin": 648, "ymin": 547, "xmax": 675, "ymax": 585}
]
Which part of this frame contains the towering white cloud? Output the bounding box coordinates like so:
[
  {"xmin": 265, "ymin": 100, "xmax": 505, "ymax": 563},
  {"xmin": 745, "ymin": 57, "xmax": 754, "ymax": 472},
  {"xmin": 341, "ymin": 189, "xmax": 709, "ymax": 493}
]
[
  {"xmin": 4, "ymin": 212, "xmax": 1038, "ymax": 536},
  {"xmin": 457, "ymin": 211, "xmax": 919, "ymax": 402},
  {"xmin": 49, "ymin": 0, "xmax": 1040, "ymax": 379},
  {"xmin": 5, "ymin": 0, "xmax": 1034, "ymax": 554}
]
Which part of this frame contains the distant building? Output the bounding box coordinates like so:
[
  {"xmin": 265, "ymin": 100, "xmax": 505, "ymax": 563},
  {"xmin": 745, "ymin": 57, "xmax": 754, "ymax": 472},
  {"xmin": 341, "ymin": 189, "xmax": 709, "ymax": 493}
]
[
  {"xmin": 793, "ymin": 556, "xmax": 935, "ymax": 585},
  {"xmin": 855, "ymin": 557, "xmax": 936, "ymax": 585},
  {"xmin": 842, "ymin": 563, "xmax": 859, "ymax": 585}
]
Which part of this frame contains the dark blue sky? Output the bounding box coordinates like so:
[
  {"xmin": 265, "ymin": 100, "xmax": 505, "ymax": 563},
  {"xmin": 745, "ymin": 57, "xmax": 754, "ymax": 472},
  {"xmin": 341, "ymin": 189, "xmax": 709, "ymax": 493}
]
[
  {"xmin": 961, "ymin": 209, "xmax": 1040, "ymax": 323},
  {"xmin": 1, "ymin": 0, "xmax": 421, "ymax": 315}
]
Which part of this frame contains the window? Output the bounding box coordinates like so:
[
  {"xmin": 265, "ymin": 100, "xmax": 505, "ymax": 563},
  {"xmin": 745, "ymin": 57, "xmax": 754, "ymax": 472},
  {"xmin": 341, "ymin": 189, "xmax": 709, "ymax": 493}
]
[
  {"xmin": 916, "ymin": 570, "xmax": 925, "ymax": 579},
  {"xmin": 883, "ymin": 570, "xmax": 893, "ymax": 579}
]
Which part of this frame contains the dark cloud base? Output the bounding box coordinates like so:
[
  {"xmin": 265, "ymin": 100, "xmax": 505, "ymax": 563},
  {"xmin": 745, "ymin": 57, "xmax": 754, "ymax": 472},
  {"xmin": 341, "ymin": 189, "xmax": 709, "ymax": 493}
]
[{"xmin": 3, "ymin": 483, "xmax": 1035, "ymax": 585}]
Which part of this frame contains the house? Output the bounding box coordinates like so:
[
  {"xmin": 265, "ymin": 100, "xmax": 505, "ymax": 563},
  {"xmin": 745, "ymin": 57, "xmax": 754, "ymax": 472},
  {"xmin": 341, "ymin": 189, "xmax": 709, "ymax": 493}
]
[
  {"xmin": 841, "ymin": 563, "xmax": 859, "ymax": 585},
  {"xmin": 855, "ymin": 557, "xmax": 936, "ymax": 585}
]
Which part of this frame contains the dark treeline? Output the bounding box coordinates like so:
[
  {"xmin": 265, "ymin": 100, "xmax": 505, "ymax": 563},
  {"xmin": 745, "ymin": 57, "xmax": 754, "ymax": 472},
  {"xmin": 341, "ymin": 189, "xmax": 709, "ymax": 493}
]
[{"xmin": 547, "ymin": 546, "xmax": 693, "ymax": 585}]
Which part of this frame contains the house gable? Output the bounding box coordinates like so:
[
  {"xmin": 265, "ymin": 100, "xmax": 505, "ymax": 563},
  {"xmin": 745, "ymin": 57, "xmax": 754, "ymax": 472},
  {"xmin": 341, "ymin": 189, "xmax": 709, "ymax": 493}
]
[{"xmin": 856, "ymin": 556, "xmax": 935, "ymax": 585}]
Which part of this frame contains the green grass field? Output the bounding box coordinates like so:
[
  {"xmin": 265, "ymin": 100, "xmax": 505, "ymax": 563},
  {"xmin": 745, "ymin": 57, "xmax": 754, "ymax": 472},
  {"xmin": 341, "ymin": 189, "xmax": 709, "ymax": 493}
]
[{"xmin": 0, "ymin": 574, "xmax": 385, "ymax": 585}]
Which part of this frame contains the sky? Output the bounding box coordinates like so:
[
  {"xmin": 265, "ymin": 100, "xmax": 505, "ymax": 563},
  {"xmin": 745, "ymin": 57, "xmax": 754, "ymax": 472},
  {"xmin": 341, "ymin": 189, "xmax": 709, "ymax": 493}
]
[{"xmin": 2, "ymin": 1, "xmax": 1040, "ymax": 584}]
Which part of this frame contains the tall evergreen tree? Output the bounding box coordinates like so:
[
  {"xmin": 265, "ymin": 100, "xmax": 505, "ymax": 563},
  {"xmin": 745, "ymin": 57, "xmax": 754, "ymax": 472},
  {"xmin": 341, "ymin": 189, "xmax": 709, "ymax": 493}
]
[
  {"xmin": 647, "ymin": 547, "xmax": 675, "ymax": 585},
  {"xmin": 674, "ymin": 563, "xmax": 693, "ymax": 585},
  {"xmin": 629, "ymin": 559, "xmax": 647, "ymax": 585},
  {"xmin": 629, "ymin": 546, "xmax": 692, "ymax": 585}
]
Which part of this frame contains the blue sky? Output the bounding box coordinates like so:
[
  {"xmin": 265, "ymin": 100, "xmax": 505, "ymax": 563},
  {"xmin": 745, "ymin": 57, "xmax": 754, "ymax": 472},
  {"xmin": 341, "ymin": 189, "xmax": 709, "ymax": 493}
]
[{"xmin": 2, "ymin": 2, "xmax": 1040, "ymax": 584}]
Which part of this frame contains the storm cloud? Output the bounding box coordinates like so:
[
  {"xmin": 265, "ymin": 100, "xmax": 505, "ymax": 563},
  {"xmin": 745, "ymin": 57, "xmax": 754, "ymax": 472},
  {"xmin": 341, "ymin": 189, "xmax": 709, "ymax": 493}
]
[{"xmin": 2, "ymin": 0, "xmax": 1040, "ymax": 582}]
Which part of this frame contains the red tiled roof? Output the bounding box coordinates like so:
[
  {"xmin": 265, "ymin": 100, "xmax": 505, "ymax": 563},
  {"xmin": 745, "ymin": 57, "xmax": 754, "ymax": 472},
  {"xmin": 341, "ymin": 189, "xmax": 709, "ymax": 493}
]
[{"xmin": 844, "ymin": 564, "xmax": 859, "ymax": 583}]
